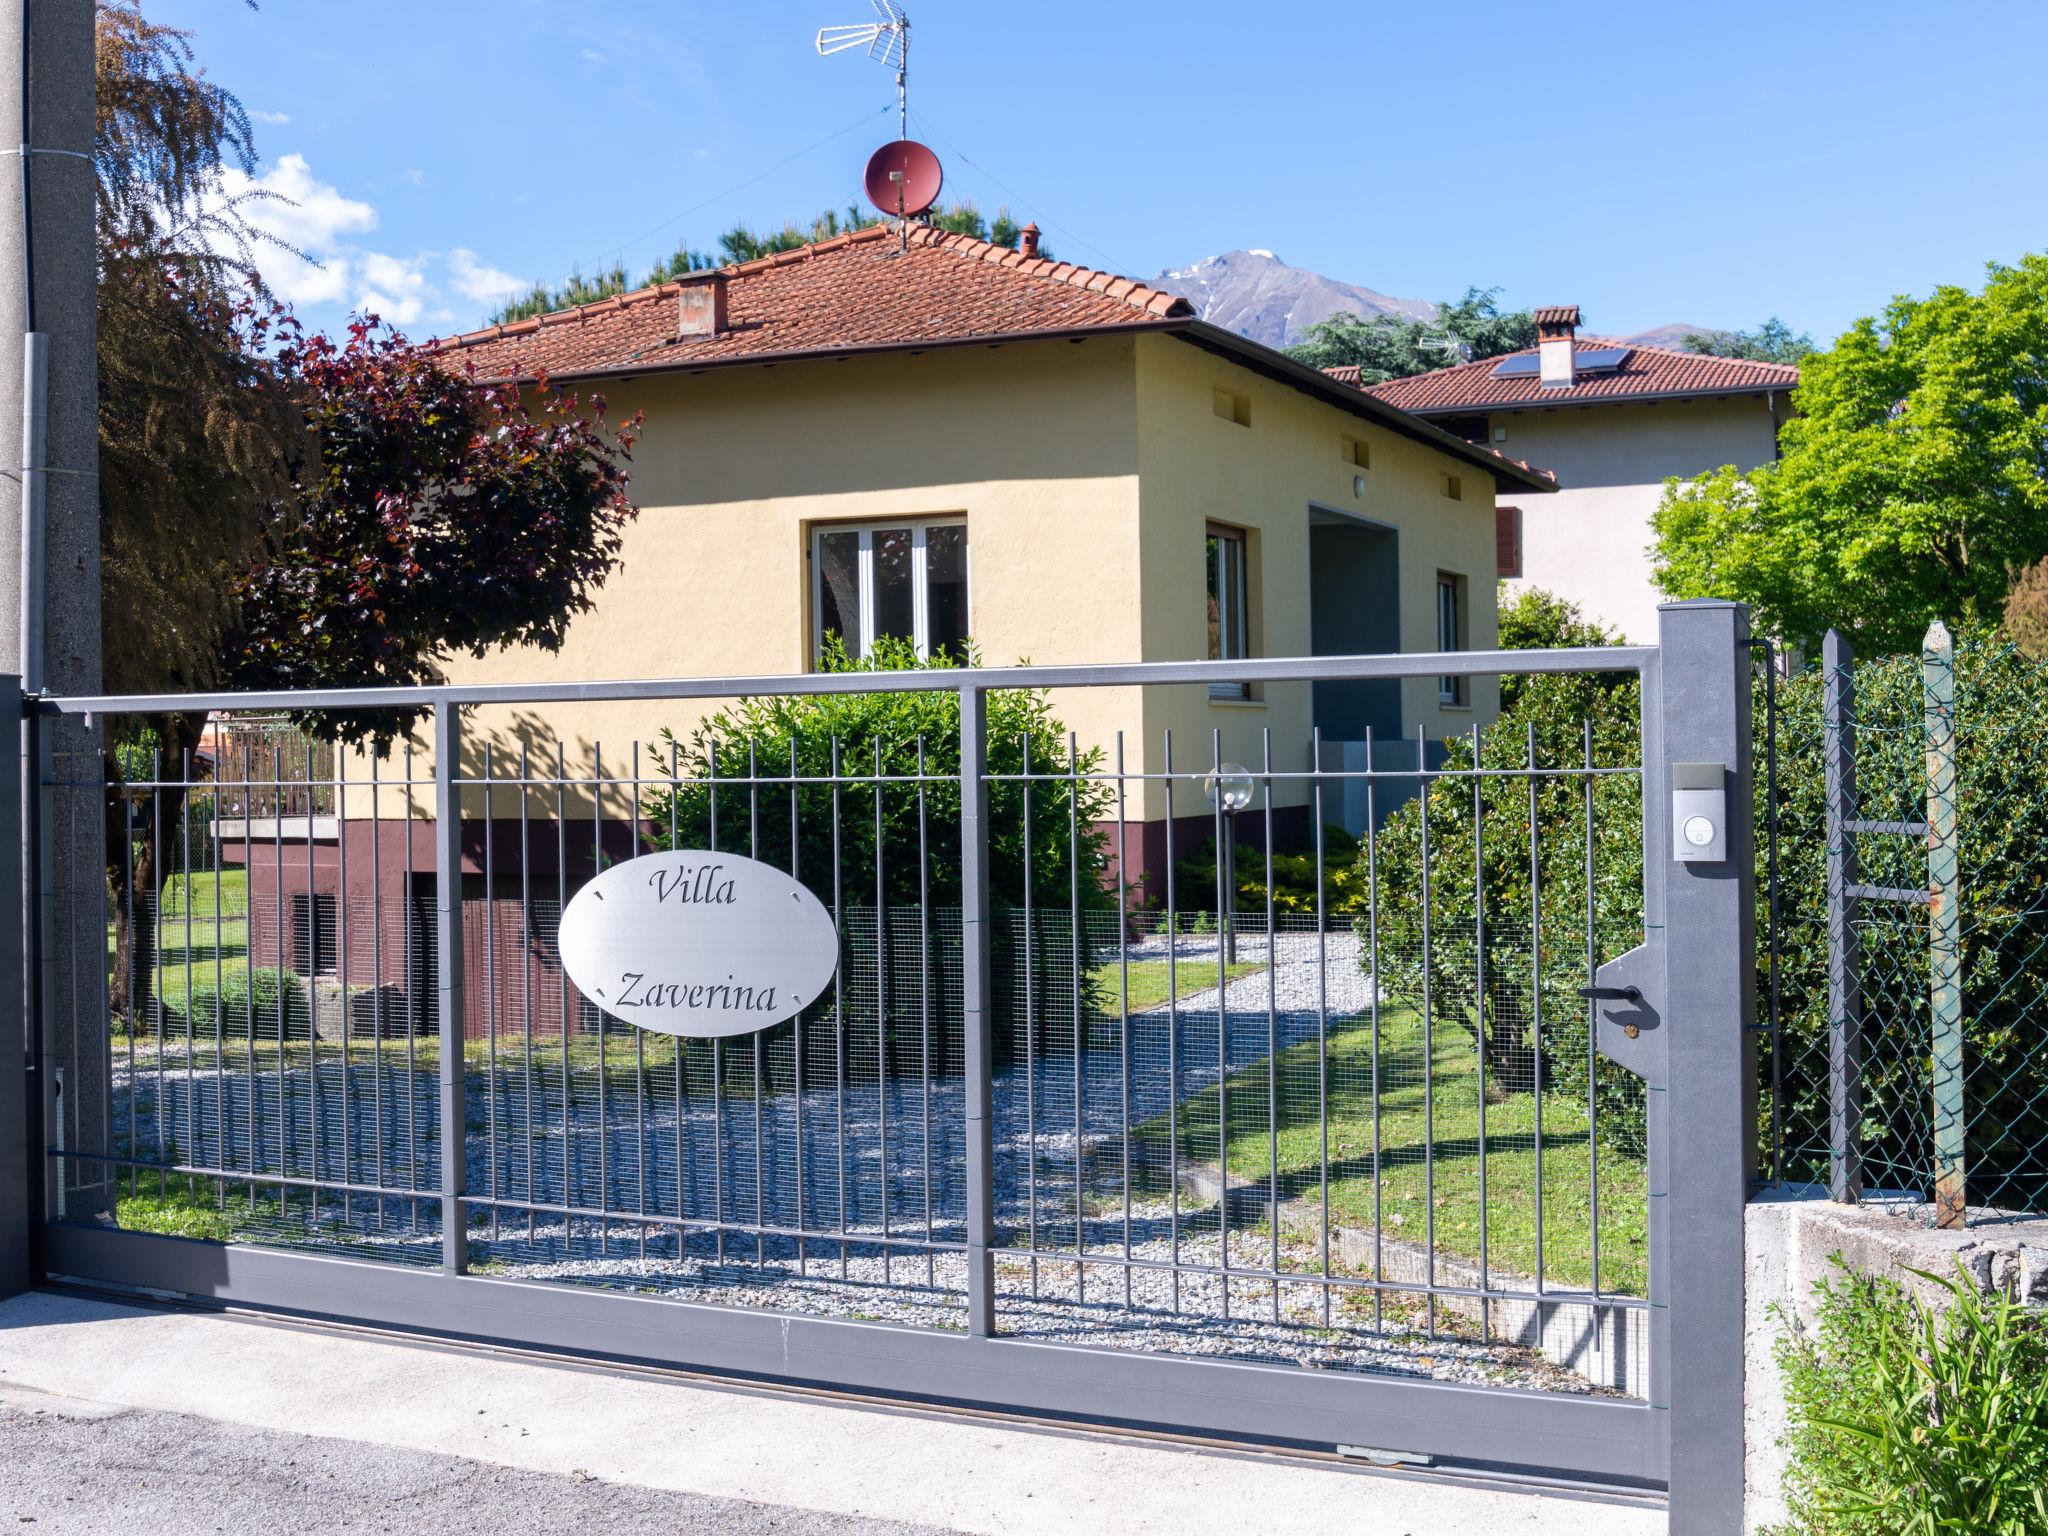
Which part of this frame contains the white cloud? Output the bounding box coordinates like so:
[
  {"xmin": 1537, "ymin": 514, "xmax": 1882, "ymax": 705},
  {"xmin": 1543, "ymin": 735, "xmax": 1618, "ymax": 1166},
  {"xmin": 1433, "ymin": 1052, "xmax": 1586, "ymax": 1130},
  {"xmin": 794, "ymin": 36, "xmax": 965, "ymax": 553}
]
[
  {"xmin": 693, "ymin": 147, "xmax": 713, "ymax": 161},
  {"xmin": 401, "ymin": 168, "xmax": 425, "ymax": 186},
  {"xmin": 252, "ymin": 109, "xmax": 292, "ymax": 125},
  {"xmin": 447, "ymin": 248, "xmax": 526, "ymax": 305},
  {"xmin": 206, "ymin": 151, "xmax": 526, "ymax": 333},
  {"xmin": 356, "ymin": 250, "xmax": 430, "ymax": 325},
  {"xmin": 580, "ymin": 49, "xmax": 604, "ymax": 63}
]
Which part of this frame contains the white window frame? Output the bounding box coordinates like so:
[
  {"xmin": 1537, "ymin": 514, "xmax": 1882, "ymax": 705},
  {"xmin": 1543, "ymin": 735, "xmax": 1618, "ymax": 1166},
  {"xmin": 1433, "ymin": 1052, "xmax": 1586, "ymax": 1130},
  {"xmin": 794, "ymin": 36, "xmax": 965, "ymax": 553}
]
[
  {"xmin": 1437, "ymin": 571, "xmax": 1467, "ymax": 706},
  {"xmin": 810, "ymin": 517, "xmax": 969, "ymax": 664},
  {"xmin": 1207, "ymin": 523, "xmax": 1252, "ymax": 701}
]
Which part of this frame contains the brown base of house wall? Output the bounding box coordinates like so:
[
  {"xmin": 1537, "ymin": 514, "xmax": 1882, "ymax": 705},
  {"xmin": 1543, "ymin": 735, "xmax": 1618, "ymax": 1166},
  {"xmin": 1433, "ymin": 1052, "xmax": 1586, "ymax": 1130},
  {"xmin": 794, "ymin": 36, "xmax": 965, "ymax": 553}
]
[{"xmin": 229, "ymin": 809, "xmax": 1319, "ymax": 1036}]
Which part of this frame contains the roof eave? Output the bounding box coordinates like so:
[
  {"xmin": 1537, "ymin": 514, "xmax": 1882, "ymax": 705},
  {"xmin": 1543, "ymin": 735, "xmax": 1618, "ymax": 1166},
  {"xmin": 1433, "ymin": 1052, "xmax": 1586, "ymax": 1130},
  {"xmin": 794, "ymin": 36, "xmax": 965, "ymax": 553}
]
[
  {"xmin": 1380, "ymin": 380, "xmax": 1798, "ymax": 418},
  {"xmin": 1169, "ymin": 322, "xmax": 1559, "ymax": 494},
  {"xmin": 441, "ymin": 319, "xmax": 1190, "ymax": 389}
]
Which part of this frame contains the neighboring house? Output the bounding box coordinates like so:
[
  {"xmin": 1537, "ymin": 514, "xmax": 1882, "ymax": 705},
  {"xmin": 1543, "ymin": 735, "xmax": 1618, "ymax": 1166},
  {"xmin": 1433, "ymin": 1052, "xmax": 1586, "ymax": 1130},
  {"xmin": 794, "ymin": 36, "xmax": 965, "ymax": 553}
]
[
  {"xmin": 1347, "ymin": 305, "xmax": 1797, "ymax": 643},
  {"xmin": 240, "ymin": 220, "xmax": 1554, "ymax": 1003}
]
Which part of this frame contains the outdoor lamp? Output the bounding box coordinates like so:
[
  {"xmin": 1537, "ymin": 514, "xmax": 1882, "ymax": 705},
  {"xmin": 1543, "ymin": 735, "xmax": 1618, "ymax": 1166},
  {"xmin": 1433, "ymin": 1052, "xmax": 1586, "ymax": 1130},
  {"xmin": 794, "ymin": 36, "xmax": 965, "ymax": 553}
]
[{"xmin": 1202, "ymin": 763, "xmax": 1254, "ymax": 962}]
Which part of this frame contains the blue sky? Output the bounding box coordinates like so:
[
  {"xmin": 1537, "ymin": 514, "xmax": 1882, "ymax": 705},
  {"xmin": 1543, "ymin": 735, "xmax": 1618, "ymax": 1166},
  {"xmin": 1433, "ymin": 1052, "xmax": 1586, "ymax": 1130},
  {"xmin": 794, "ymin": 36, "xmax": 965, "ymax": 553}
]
[{"xmin": 160, "ymin": 0, "xmax": 2048, "ymax": 343}]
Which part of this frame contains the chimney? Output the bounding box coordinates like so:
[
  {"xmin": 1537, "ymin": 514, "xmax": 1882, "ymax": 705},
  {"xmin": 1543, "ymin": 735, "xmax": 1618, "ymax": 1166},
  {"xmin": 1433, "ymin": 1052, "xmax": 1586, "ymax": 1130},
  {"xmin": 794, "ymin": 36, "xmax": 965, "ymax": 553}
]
[
  {"xmin": 678, "ymin": 273, "xmax": 728, "ymax": 338},
  {"xmin": 1534, "ymin": 304, "xmax": 1579, "ymax": 389},
  {"xmin": 1018, "ymin": 222, "xmax": 1042, "ymax": 259}
]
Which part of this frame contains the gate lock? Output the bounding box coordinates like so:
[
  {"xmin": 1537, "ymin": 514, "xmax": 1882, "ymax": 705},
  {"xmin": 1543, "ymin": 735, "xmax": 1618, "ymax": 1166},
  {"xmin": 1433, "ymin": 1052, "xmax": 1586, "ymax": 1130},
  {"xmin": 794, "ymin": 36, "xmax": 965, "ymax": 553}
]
[{"xmin": 1580, "ymin": 944, "xmax": 1664, "ymax": 1090}]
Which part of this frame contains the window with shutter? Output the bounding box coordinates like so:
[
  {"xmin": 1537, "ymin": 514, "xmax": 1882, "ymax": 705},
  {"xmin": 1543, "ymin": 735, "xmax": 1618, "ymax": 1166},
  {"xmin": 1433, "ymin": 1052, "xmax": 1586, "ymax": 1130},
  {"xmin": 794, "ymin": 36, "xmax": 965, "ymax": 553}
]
[{"xmin": 1495, "ymin": 505, "xmax": 1523, "ymax": 579}]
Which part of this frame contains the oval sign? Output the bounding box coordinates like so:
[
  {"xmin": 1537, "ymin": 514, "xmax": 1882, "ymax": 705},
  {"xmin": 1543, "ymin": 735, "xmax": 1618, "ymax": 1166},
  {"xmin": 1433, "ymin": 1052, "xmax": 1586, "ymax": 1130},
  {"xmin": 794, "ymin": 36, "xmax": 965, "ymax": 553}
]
[{"xmin": 557, "ymin": 850, "xmax": 839, "ymax": 1038}]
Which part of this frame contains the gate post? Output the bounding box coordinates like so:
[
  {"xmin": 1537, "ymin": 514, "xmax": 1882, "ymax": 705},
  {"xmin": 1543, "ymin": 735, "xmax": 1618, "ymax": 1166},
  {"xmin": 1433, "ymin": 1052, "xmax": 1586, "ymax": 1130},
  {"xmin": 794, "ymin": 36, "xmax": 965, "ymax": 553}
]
[
  {"xmin": 957, "ymin": 685, "xmax": 995, "ymax": 1336},
  {"xmin": 1822, "ymin": 629, "xmax": 1862, "ymax": 1202},
  {"xmin": 434, "ymin": 702, "xmax": 467, "ymax": 1274},
  {"xmin": 1, "ymin": 676, "xmax": 25, "ymax": 1297},
  {"xmin": 1654, "ymin": 601, "xmax": 1756, "ymax": 1535},
  {"xmin": 1922, "ymin": 621, "xmax": 1966, "ymax": 1228}
]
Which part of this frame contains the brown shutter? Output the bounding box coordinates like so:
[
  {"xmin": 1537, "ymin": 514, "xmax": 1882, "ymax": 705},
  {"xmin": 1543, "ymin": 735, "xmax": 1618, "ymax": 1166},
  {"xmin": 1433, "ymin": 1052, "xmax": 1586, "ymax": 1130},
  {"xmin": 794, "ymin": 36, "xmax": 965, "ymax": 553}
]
[{"xmin": 1495, "ymin": 505, "xmax": 1522, "ymax": 578}]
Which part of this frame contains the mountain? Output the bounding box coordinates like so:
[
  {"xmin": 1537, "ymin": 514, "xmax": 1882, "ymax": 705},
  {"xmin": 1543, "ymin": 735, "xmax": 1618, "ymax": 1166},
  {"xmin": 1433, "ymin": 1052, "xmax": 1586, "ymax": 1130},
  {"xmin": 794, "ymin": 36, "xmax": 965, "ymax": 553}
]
[
  {"xmin": 1150, "ymin": 249, "xmax": 1711, "ymax": 357},
  {"xmin": 1149, "ymin": 250, "xmax": 1436, "ymax": 350},
  {"xmin": 1617, "ymin": 322, "xmax": 1713, "ymax": 350}
]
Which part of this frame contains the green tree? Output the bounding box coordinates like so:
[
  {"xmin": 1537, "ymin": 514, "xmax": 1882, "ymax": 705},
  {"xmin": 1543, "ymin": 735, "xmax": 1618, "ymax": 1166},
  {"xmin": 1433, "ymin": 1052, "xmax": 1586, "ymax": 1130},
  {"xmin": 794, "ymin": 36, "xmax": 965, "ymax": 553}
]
[
  {"xmin": 1287, "ymin": 287, "xmax": 1535, "ymax": 383},
  {"xmin": 1681, "ymin": 315, "xmax": 1815, "ymax": 363},
  {"xmin": 1653, "ymin": 256, "xmax": 2048, "ymax": 653}
]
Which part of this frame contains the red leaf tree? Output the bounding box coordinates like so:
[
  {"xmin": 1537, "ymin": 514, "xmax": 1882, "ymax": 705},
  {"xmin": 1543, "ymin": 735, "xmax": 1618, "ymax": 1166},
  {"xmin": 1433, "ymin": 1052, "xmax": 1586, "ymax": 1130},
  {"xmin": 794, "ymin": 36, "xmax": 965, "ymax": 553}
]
[{"xmin": 225, "ymin": 319, "xmax": 641, "ymax": 746}]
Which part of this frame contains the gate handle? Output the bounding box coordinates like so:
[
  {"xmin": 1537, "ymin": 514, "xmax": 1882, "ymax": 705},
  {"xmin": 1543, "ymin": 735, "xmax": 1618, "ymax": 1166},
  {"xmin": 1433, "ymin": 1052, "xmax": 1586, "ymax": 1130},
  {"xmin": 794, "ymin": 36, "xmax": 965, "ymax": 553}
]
[
  {"xmin": 1578, "ymin": 985, "xmax": 1643, "ymax": 1005},
  {"xmin": 1579, "ymin": 983, "xmax": 1646, "ymax": 1039}
]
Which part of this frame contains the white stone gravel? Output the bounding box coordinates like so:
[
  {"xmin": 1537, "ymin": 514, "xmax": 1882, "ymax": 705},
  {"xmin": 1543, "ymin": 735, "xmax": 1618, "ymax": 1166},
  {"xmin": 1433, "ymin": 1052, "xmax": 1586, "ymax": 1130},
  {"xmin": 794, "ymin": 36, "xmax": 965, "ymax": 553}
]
[
  {"xmin": 1120, "ymin": 929, "xmax": 1375, "ymax": 1018},
  {"xmin": 477, "ymin": 1197, "xmax": 1608, "ymax": 1396}
]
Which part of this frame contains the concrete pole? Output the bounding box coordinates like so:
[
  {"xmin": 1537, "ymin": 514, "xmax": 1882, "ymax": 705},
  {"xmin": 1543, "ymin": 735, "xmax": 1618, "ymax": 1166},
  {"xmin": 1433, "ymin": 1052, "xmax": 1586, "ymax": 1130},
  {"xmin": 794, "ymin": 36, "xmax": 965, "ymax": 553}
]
[{"xmin": 0, "ymin": 0, "xmax": 106, "ymax": 1233}]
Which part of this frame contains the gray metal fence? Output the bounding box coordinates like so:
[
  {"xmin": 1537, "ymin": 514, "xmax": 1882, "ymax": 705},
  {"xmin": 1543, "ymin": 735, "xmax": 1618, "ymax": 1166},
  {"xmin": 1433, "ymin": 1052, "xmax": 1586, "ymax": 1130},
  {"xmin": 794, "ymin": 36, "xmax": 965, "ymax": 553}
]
[{"xmin": 7, "ymin": 602, "xmax": 1760, "ymax": 1531}]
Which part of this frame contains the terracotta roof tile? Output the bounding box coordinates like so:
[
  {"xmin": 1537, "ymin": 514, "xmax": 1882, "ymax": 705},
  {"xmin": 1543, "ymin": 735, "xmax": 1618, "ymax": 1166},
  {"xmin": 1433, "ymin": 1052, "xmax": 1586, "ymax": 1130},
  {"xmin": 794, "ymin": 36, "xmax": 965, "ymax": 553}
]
[
  {"xmin": 1352, "ymin": 340, "xmax": 1799, "ymax": 415},
  {"xmin": 427, "ymin": 222, "xmax": 1195, "ymax": 383}
]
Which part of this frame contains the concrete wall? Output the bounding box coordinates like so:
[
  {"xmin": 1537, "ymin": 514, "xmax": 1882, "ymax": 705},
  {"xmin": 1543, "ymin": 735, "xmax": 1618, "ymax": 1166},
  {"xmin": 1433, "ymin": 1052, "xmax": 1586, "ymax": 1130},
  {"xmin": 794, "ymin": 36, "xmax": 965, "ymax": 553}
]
[
  {"xmin": 1743, "ymin": 1187, "xmax": 2048, "ymax": 1532},
  {"xmin": 1492, "ymin": 393, "xmax": 1783, "ymax": 642}
]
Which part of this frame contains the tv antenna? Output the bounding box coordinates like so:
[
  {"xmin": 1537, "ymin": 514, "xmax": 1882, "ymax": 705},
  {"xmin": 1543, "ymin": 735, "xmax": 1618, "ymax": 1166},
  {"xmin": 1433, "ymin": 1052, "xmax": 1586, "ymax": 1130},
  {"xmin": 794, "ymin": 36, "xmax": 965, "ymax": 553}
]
[{"xmin": 817, "ymin": 1, "xmax": 911, "ymax": 141}]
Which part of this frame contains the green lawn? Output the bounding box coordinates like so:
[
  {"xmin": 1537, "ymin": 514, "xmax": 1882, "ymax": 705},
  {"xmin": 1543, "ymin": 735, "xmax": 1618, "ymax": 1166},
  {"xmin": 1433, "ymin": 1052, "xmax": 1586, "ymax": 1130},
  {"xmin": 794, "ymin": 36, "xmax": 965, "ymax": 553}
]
[
  {"xmin": 1138, "ymin": 1006, "xmax": 1649, "ymax": 1296},
  {"xmin": 111, "ymin": 869, "xmax": 251, "ymax": 1015},
  {"xmin": 1095, "ymin": 957, "xmax": 1265, "ymax": 1014}
]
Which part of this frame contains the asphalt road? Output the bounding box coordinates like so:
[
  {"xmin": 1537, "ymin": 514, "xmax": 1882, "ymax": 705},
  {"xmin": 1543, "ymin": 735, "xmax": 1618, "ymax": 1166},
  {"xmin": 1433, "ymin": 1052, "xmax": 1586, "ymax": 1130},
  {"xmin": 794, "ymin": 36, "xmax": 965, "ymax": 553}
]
[{"xmin": 0, "ymin": 1387, "xmax": 953, "ymax": 1536}]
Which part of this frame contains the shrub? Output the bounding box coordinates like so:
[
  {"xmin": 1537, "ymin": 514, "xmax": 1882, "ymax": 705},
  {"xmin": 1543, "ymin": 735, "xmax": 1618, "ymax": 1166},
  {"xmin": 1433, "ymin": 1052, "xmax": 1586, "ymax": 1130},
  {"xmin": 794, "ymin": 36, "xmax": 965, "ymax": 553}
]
[
  {"xmin": 178, "ymin": 966, "xmax": 310, "ymax": 1040},
  {"xmin": 1172, "ymin": 826, "xmax": 1365, "ymax": 916},
  {"xmin": 1772, "ymin": 1259, "xmax": 2048, "ymax": 1535},
  {"xmin": 643, "ymin": 636, "xmax": 1114, "ymax": 912},
  {"xmin": 642, "ymin": 637, "xmax": 1116, "ymax": 1066}
]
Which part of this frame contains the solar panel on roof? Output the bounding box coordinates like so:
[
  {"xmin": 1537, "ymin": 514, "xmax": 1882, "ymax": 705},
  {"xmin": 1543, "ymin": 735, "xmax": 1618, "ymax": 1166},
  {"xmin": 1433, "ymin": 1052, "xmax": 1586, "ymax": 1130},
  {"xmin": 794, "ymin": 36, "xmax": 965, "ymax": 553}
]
[
  {"xmin": 1575, "ymin": 346, "xmax": 1632, "ymax": 372},
  {"xmin": 1490, "ymin": 354, "xmax": 1540, "ymax": 378}
]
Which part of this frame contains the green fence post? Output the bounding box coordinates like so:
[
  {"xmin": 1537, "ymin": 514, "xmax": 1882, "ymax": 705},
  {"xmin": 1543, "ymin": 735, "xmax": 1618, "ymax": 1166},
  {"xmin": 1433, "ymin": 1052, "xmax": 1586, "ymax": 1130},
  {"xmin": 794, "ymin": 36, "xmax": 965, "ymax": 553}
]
[{"xmin": 1922, "ymin": 621, "xmax": 1967, "ymax": 1229}]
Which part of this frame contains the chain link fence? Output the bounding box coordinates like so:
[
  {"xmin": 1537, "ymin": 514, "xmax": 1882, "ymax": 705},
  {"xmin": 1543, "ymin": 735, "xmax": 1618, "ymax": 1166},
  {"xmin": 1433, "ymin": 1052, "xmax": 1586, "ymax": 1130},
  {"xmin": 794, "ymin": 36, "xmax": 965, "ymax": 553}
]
[{"xmin": 1762, "ymin": 627, "xmax": 2048, "ymax": 1224}]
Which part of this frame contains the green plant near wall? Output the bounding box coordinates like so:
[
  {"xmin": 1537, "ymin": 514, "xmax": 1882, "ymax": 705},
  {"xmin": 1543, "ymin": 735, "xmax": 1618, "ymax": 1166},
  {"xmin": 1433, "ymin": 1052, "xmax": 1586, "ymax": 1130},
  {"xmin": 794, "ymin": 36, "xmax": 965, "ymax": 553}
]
[
  {"xmin": 1173, "ymin": 826, "xmax": 1366, "ymax": 916},
  {"xmin": 642, "ymin": 636, "xmax": 1114, "ymax": 913},
  {"xmin": 641, "ymin": 637, "xmax": 1117, "ymax": 1067},
  {"xmin": 1770, "ymin": 1259, "xmax": 2048, "ymax": 1535}
]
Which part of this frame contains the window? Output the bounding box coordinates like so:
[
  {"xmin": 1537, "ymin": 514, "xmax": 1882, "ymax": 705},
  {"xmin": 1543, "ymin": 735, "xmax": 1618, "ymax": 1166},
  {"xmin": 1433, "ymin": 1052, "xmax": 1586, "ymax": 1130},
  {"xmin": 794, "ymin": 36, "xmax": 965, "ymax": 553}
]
[
  {"xmin": 291, "ymin": 893, "xmax": 339, "ymax": 977},
  {"xmin": 1341, "ymin": 435, "xmax": 1370, "ymax": 469},
  {"xmin": 1440, "ymin": 471, "xmax": 1464, "ymax": 501},
  {"xmin": 1495, "ymin": 505, "xmax": 1523, "ymax": 579},
  {"xmin": 1212, "ymin": 387, "xmax": 1251, "ymax": 427},
  {"xmin": 812, "ymin": 520, "xmax": 968, "ymax": 664},
  {"xmin": 1437, "ymin": 572, "xmax": 1468, "ymax": 706},
  {"xmin": 1207, "ymin": 524, "xmax": 1251, "ymax": 700}
]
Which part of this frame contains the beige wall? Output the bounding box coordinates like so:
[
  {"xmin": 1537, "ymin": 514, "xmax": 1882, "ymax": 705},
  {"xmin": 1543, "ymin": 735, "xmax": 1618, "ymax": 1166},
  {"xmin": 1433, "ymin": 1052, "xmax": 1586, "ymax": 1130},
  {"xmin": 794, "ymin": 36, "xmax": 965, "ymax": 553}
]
[
  {"xmin": 1132, "ymin": 333, "xmax": 1501, "ymax": 820},
  {"xmin": 361, "ymin": 330, "xmax": 1508, "ymax": 826},
  {"xmin": 1493, "ymin": 393, "xmax": 1783, "ymax": 643},
  {"xmin": 364, "ymin": 336, "xmax": 1148, "ymax": 814}
]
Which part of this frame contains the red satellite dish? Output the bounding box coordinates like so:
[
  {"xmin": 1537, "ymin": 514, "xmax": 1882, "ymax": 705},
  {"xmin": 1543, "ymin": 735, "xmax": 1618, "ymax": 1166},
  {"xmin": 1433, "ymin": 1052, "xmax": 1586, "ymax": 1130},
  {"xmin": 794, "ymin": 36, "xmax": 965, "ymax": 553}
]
[{"xmin": 863, "ymin": 139, "xmax": 943, "ymax": 218}]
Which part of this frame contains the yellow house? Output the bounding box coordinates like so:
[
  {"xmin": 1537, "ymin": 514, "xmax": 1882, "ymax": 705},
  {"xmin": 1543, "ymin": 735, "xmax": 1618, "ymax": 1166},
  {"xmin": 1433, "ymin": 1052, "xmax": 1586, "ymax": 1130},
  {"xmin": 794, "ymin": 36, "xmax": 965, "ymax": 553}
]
[{"xmin": 391, "ymin": 219, "xmax": 1554, "ymax": 890}]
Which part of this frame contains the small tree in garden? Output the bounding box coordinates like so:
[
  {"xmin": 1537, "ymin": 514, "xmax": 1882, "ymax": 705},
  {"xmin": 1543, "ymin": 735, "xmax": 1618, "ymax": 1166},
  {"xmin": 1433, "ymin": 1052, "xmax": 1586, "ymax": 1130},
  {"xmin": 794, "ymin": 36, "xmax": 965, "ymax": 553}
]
[
  {"xmin": 1361, "ymin": 589, "xmax": 1649, "ymax": 1152},
  {"xmin": 224, "ymin": 325, "xmax": 638, "ymax": 748}
]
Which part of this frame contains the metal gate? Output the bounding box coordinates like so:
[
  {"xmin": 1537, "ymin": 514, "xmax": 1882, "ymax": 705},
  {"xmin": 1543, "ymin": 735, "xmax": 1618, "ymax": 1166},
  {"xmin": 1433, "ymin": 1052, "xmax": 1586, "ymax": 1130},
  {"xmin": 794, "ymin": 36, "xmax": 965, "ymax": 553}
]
[{"xmin": 5, "ymin": 600, "xmax": 1755, "ymax": 1532}]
